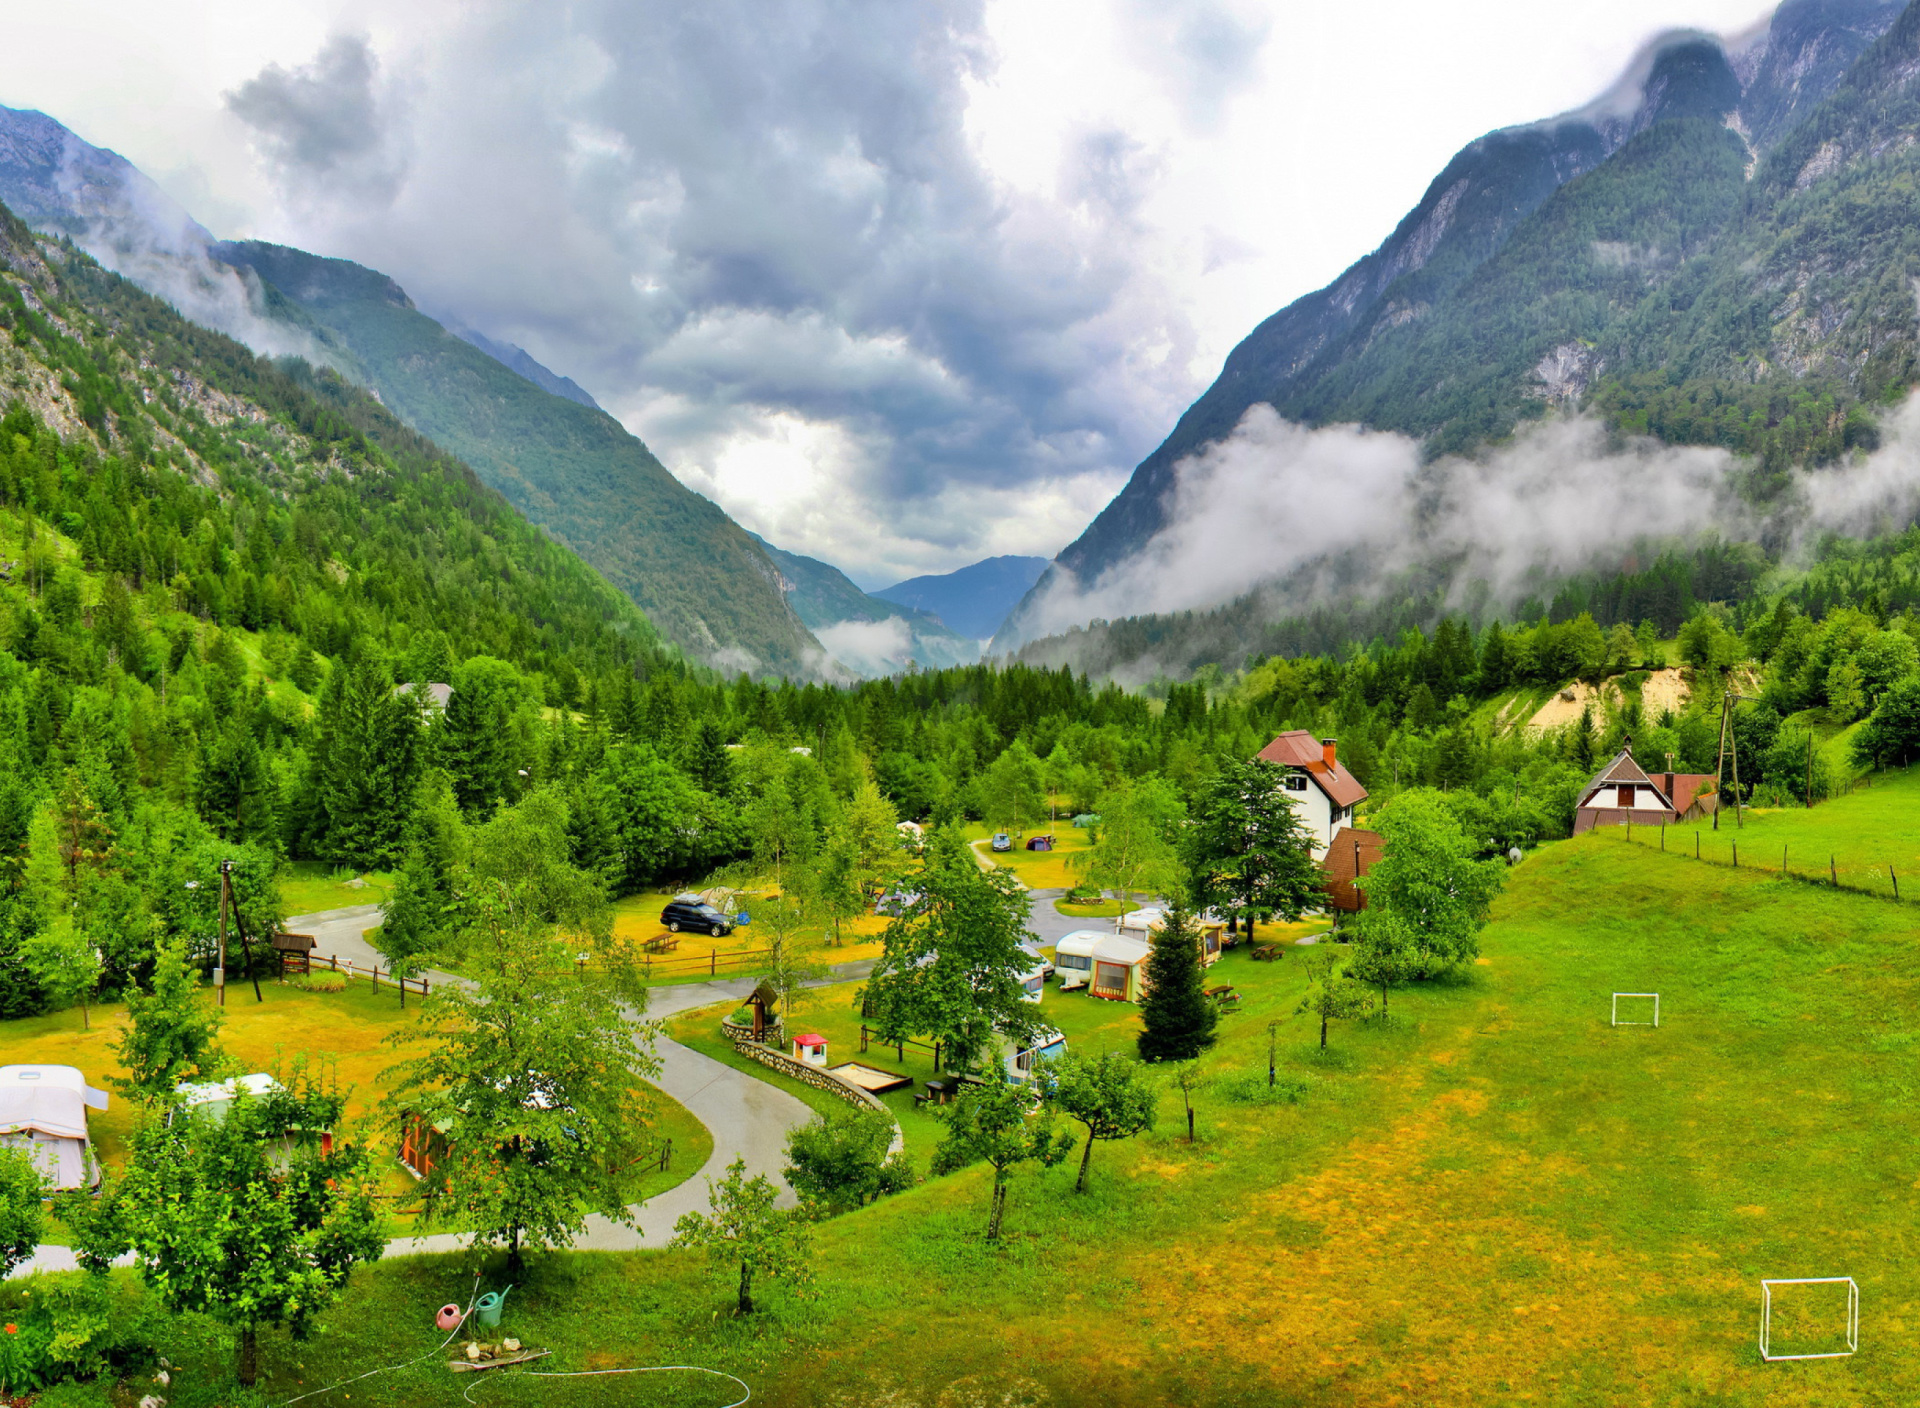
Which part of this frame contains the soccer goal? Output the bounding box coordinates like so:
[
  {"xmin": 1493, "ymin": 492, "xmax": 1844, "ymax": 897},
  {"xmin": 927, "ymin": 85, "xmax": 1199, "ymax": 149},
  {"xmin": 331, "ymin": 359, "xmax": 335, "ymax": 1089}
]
[
  {"xmin": 1610, "ymin": 993, "xmax": 1660, "ymax": 1028},
  {"xmin": 1759, "ymin": 1277, "xmax": 1859, "ymax": 1361}
]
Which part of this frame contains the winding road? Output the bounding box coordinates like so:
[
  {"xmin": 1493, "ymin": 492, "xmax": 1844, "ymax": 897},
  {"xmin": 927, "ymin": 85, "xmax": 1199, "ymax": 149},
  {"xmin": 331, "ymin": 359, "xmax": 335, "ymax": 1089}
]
[{"xmin": 12, "ymin": 884, "xmax": 1091, "ymax": 1277}]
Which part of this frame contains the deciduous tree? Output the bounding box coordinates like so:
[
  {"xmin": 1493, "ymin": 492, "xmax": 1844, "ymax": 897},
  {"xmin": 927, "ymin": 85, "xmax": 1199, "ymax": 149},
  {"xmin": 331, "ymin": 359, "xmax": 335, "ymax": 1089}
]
[
  {"xmin": 671, "ymin": 1157, "xmax": 814, "ymax": 1315},
  {"xmin": 1297, "ymin": 947, "xmax": 1374, "ymax": 1049},
  {"xmin": 110, "ymin": 935, "xmax": 227, "ymax": 1102},
  {"xmin": 931, "ymin": 1071, "xmax": 1073, "ymax": 1240},
  {"xmin": 1045, "ymin": 1051, "xmax": 1157, "ymax": 1193},
  {"xmin": 783, "ymin": 1108, "xmax": 913, "ymax": 1215},
  {"xmin": 1185, "ymin": 760, "xmax": 1322, "ymax": 940},
  {"xmin": 0, "ymin": 1146, "xmax": 44, "ymax": 1278},
  {"xmin": 1355, "ymin": 790, "xmax": 1505, "ymax": 975}
]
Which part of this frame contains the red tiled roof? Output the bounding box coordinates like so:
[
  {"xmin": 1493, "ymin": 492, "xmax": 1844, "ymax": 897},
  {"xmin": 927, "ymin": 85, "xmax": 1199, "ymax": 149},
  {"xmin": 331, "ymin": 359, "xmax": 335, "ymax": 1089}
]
[{"xmin": 1255, "ymin": 731, "xmax": 1369, "ymax": 809}]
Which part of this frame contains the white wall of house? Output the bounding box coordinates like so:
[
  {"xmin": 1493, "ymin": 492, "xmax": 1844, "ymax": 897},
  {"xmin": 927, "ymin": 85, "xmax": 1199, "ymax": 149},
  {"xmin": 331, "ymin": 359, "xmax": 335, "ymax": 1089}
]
[
  {"xmin": 1283, "ymin": 775, "xmax": 1352, "ymax": 859},
  {"xmin": 1582, "ymin": 783, "xmax": 1666, "ymax": 811}
]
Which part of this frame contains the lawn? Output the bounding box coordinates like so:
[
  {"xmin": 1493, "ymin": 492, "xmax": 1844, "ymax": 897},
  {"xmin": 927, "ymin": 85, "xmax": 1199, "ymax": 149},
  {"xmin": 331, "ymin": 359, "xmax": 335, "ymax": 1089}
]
[
  {"xmin": 1616, "ymin": 755, "xmax": 1920, "ymax": 899},
  {"xmin": 611, "ymin": 885, "xmax": 891, "ymax": 976},
  {"xmin": 280, "ymin": 860, "xmax": 395, "ymax": 918},
  {"xmin": 1, "ymin": 974, "xmax": 709, "ymax": 1237},
  {"xmin": 963, "ymin": 818, "xmax": 1092, "ymax": 890},
  {"xmin": 24, "ymin": 815, "xmax": 1920, "ymax": 1405}
]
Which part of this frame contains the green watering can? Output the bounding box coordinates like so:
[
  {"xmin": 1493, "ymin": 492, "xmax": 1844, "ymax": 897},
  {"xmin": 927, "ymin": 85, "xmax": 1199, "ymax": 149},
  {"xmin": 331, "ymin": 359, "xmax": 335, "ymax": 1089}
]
[{"xmin": 475, "ymin": 1285, "xmax": 513, "ymax": 1329}]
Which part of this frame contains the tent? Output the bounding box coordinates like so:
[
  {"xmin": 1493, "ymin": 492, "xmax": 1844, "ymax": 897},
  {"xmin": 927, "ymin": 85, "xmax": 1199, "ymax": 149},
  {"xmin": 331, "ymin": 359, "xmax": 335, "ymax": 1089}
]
[{"xmin": 0, "ymin": 1065, "xmax": 108, "ymax": 1190}]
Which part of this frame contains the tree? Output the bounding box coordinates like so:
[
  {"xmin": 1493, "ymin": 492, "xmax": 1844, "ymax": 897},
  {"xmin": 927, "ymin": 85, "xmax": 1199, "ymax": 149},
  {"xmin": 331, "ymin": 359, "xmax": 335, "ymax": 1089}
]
[
  {"xmin": 671, "ymin": 1157, "xmax": 813, "ymax": 1315},
  {"xmin": 1185, "ymin": 760, "xmax": 1323, "ymax": 940},
  {"xmin": 313, "ymin": 658, "xmax": 419, "ymax": 867},
  {"xmin": 385, "ymin": 886, "xmax": 658, "ymax": 1271},
  {"xmin": 1135, "ymin": 904, "xmax": 1217, "ymax": 1062},
  {"xmin": 1297, "ymin": 947, "xmax": 1373, "ymax": 1049},
  {"xmin": 110, "ymin": 935, "xmax": 227, "ymax": 1102},
  {"xmin": 783, "ymin": 1108, "xmax": 914, "ymax": 1215},
  {"xmin": 0, "ymin": 1145, "xmax": 45, "ymax": 1278},
  {"xmin": 1854, "ymin": 675, "xmax": 1920, "ymax": 769},
  {"xmin": 83, "ymin": 1078, "xmax": 380, "ymax": 1385},
  {"xmin": 931, "ymin": 1071, "xmax": 1073, "ymax": 1240},
  {"xmin": 842, "ymin": 778, "xmax": 906, "ymax": 903},
  {"xmin": 1045, "ymin": 1051, "xmax": 1157, "ymax": 1193},
  {"xmin": 979, "ymin": 743, "xmax": 1046, "ymax": 835},
  {"xmin": 1354, "ymin": 791, "xmax": 1505, "ymax": 974},
  {"xmin": 49, "ymin": 770, "xmax": 113, "ymax": 895},
  {"xmin": 862, "ymin": 829, "xmax": 1047, "ymax": 1073},
  {"xmin": 23, "ymin": 922, "xmax": 101, "ymax": 1029},
  {"xmin": 1073, "ymin": 774, "xmax": 1185, "ymax": 920},
  {"xmin": 689, "ymin": 719, "xmax": 734, "ymax": 796},
  {"xmin": 754, "ymin": 893, "xmax": 826, "ymax": 1016},
  {"xmin": 374, "ymin": 771, "xmax": 469, "ymax": 999},
  {"xmin": 1348, "ymin": 917, "xmax": 1416, "ymax": 1017},
  {"xmin": 441, "ymin": 656, "xmax": 523, "ymax": 820},
  {"xmin": 1172, "ymin": 1060, "xmax": 1202, "ymax": 1144}
]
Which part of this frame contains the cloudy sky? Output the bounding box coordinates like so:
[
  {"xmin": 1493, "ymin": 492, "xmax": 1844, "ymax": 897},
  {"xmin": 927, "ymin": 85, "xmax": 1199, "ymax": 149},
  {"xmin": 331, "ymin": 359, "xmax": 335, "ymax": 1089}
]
[{"xmin": 5, "ymin": 0, "xmax": 1773, "ymax": 587}]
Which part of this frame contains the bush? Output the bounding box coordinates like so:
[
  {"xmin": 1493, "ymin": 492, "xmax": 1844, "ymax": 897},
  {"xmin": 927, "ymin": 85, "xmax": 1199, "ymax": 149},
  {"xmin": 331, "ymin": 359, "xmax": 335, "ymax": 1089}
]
[
  {"xmin": 1215, "ymin": 1070, "xmax": 1312, "ymax": 1105},
  {"xmin": 0, "ymin": 1271, "xmax": 162, "ymax": 1394},
  {"xmin": 288, "ymin": 971, "xmax": 347, "ymax": 993}
]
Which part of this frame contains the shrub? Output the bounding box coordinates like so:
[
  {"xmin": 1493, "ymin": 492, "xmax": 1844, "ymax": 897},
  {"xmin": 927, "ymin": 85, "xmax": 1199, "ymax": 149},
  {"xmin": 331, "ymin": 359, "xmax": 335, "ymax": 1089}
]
[
  {"xmin": 1215, "ymin": 1070, "xmax": 1312, "ymax": 1105},
  {"xmin": 289, "ymin": 971, "xmax": 347, "ymax": 994}
]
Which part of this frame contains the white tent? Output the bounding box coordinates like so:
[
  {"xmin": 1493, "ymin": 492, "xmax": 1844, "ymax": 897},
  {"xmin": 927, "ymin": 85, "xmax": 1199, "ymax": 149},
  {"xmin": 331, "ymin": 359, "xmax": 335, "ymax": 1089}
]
[{"xmin": 0, "ymin": 1065, "xmax": 108, "ymax": 1190}]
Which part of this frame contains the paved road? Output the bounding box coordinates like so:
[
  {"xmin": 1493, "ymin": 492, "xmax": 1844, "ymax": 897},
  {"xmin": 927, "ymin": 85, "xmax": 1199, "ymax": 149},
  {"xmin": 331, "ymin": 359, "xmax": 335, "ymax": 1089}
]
[{"xmin": 12, "ymin": 906, "xmax": 840, "ymax": 1276}]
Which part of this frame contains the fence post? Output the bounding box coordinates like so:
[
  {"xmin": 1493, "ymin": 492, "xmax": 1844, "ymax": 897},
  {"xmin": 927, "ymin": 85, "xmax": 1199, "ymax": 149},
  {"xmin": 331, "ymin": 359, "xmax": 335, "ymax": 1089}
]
[
  {"xmin": 1831, "ymin": 856, "xmax": 1837, "ymax": 887},
  {"xmin": 1894, "ymin": 865, "xmax": 1900, "ymax": 901},
  {"xmin": 1733, "ymin": 842, "xmax": 1739, "ymax": 869},
  {"xmin": 1696, "ymin": 832, "xmax": 1700, "ymax": 860},
  {"xmin": 711, "ymin": 949, "xmax": 717, "ymax": 976},
  {"xmin": 1782, "ymin": 845, "xmax": 1787, "ymax": 878},
  {"xmin": 373, "ymin": 964, "xmax": 380, "ymax": 990},
  {"xmin": 1661, "ymin": 824, "xmax": 1666, "ymax": 852}
]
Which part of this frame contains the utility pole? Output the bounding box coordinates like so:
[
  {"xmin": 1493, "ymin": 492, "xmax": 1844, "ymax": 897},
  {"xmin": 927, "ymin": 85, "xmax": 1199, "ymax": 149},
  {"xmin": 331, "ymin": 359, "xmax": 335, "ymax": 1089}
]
[{"xmin": 217, "ymin": 859, "xmax": 231, "ymax": 1008}]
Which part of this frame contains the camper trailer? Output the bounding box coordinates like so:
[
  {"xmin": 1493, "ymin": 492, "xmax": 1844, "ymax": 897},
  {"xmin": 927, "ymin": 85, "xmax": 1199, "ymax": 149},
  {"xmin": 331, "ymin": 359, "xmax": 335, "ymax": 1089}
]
[
  {"xmin": 1087, "ymin": 934, "xmax": 1153, "ymax": 1002},
  {"xmin": 997, "ymin": 1026, "xmax": 1067, "ymax": 1083},
  {"xmin": 1053, "ymin": 930, "xmax": 1108, "ymax": 991},
  {"xmin": 0, "ymin": 1065, "xmax": 108, "ymax": 1190}
]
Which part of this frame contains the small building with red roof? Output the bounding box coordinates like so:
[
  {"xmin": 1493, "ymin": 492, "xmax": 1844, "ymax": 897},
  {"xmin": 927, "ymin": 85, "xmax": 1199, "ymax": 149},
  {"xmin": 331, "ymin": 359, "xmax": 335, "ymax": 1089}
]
[
  {"xmin": 1254, "ymin": 731, "xmax": 1369, "ymax": 859},
  {"xmin": 1322, "ymin": 826, "xmax": 1385, "ymax": 916},
  {"xmin": 1574, "ymin": 747, "xmax": 1719, "ymax": 834}
]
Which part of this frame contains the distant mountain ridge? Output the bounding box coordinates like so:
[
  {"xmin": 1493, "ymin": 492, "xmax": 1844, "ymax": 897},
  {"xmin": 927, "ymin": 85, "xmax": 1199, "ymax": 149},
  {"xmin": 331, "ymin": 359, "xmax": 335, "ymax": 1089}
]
[
  {"xmin": 875, "ymin": 556, "xmax": 1050, "ymax": 640},
  {"xmin": 748, "ymin": 535, "xmax": 981, "ymax": 674},
  {"xmin": 448, "ymin": 323, "xmax": 602, "ymax": 411},
  {"xmin": 995, "ymin": 0, "xmax": 1905, "ymax": 654}
]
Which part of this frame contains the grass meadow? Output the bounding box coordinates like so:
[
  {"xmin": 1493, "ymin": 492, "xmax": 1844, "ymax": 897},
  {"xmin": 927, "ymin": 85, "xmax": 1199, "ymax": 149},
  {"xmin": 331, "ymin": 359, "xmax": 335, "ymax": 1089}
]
[{"xmin": 15, "ymin": 781, "xmax": 1920, "ymax": 1405}]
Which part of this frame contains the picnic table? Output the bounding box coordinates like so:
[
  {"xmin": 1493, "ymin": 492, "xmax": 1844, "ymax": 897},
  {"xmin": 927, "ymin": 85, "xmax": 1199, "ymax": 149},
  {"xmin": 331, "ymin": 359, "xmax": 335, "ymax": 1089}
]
[
  {"xmin": 643, "ymin": 934, "xmax": 681, "ymax": 954},
  {"xmin": 1250, "ymin": 943, "xmax": 1284, "ymax": 962},
  {"xmin": 1205, "ymin": 984, "xmax": 1241, "ymax": 1010}
]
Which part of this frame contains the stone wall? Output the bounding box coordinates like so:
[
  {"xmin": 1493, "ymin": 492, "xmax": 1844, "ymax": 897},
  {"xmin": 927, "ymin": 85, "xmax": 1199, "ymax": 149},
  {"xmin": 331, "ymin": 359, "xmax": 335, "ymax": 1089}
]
[{"xmin": 726, "ymin": 1032, "xmax": 905, "ymax": 1156}]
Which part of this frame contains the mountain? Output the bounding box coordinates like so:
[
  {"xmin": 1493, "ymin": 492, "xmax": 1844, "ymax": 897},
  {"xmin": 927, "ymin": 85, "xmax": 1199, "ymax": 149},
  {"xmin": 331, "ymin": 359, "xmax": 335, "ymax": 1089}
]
[
  {"xmin": 0, "ymin": 194, "xmax": 672, "ymax": 690},
  {"xmin": 0, "ymin": 105, "xmax": 821, "ymax": 678},
  {"xmin": 748, "ymin": 536, "xmax": 981, "ymax": 675},
  {"xmin": 446, "ymin": 323, "xmax": 602, "ymax": 410},
  {"xmin": 874, "ymin": 556, "xmax": 1050, "ymax": 640},
  {"xmin": 994, "ymin": 0, "xmax": 1905, "ymax": 653}
]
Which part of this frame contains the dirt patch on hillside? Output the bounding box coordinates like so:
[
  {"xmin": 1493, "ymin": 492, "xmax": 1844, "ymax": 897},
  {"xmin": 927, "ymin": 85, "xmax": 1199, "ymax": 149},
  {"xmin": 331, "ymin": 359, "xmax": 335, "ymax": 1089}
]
[{"xmin": 1526, "ymin": 668, "xmax": 1693, "ymax": 733}]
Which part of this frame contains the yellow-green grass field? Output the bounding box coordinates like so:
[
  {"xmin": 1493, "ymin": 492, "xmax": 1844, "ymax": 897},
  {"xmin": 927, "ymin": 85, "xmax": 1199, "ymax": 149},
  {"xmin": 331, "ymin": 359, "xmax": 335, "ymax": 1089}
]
[
  {"xmin": 21, "ymin": 784, "xmax": 1920, "ymax": 1405},
  {"xmin": 1, "ymin": 975, "xmax": 709, "ymax": 1235},
  {"xmin": 280, "ymin": 860, "xmax": 395, "ymax": 917},
  {"xmin": 963, "ymin": 818, "xmax": 1092, "ymax": 890},
  {"xmin": 1617, "ymin": 756, "xmax": 1920, "ymax": 900},
  {"xmin": 611, "ymin": 886, "xmax": 892, "ymax": 975}
]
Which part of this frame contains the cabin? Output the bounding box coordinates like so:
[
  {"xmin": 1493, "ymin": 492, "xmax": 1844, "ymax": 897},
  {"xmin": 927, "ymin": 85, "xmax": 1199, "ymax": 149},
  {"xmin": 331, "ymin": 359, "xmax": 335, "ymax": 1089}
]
[
  {"xmin": 1574, "ymin": 748, "xmax": 1719, "ymax": 834},
  {"xmin": 0, "ymin": 1065, "xmax": 108, "ymax": 1190},
  {"xmin": 1255, "ymin": 732, "xmax": 1369, "ymax": 859},
  {"xmin": 1322, "ymin": 827, "xmax": 1386, "ymax": 918}
]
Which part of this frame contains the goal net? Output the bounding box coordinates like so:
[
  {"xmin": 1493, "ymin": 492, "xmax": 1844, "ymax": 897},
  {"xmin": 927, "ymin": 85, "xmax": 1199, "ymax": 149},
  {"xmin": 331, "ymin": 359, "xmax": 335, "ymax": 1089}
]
[
  {"xmin": 1610, "ymin": 993, "xmax": 1659, "ymax": 1028},
  {"xmin": 1760, "ymin": 1277, "xmax": 1858, "ymax": 1362}
]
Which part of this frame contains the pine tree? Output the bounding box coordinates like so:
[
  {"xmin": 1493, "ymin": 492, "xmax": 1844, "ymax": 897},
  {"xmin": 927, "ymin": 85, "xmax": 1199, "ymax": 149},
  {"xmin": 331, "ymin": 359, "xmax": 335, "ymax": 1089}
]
[
  {"xmin": 1136, "ymin": 904, "xmax": 1217, "ymax": 1062},
  {"xmin": 690, "ymin": 719, "xmax": 733, "ymax": 796}
]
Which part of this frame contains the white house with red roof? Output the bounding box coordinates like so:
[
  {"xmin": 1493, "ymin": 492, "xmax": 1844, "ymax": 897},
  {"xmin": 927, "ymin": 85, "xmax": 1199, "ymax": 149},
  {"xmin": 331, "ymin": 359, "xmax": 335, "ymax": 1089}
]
[
  {"xmin": 1255, "ymin": 731, "xmax": 1369, "ymax": 860},
  {"xmin": 1574, "ymin": 747, "xmax": 1719, "ymax": 834}
]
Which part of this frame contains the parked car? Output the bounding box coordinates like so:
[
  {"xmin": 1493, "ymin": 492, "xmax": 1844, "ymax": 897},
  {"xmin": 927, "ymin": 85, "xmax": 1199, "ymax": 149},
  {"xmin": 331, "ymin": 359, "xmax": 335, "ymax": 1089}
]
[
  {"xmin": 661, "ymin": 895, "xmax": 733, "ymax": 936},
  {"xmin": 990, "ymin": 832, "xmax": 1012, "ymax": 852}
]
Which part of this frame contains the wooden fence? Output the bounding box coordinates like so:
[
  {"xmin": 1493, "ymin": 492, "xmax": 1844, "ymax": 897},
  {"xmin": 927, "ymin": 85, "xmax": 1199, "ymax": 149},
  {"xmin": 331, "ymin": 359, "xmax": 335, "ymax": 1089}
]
[
  {"xmin": 1611, "ymin": 822, "xmax": 1914, "ymax": 905},
  {"xmin": 302, "ymin": 952, "xmax": 431, "ymax": 997}
]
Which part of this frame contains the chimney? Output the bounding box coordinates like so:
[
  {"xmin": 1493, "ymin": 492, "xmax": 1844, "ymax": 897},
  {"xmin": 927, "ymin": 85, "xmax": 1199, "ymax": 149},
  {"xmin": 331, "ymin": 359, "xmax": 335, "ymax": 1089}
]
[{"xmin": 1322, "ymin": 738, "xmax": 1338, "ymax": 770}]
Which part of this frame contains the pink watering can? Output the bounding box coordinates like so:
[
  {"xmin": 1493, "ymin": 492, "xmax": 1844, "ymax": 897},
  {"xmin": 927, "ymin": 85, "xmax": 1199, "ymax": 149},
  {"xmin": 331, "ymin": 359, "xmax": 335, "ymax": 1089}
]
[{"xmin": 435, "ymin": 1303, "xmax": 465, "ymax": 1332}]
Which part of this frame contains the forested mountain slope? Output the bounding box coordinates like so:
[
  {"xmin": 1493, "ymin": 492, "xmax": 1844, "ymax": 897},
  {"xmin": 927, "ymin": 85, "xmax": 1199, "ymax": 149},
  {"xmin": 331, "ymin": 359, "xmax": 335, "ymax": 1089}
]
[
  {"xmin": 998, "ymin": 0, "xmax": 1905, "ymax": 651},
  {"xmin": 0, "ymin": 105, "xmax": 823, "ymax": 677},
  {"xmin": 210, "ymin": 240, "xmax": 818, "ymax": 676}
]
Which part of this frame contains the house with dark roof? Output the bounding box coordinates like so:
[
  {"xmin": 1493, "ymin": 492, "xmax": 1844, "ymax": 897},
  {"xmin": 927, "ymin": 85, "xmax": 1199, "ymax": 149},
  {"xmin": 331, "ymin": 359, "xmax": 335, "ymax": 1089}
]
[
  {"xmin": 1255, "ymin": 731, "xmax": 1369, "ymax": 859},
  {"xmin": 1573, "ymin": 747, "xmax": 1718, "ymax": 835}
]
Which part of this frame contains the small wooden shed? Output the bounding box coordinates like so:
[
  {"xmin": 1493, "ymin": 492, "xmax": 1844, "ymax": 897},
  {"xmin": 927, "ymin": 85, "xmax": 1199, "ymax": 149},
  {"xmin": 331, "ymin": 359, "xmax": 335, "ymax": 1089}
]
[
  {"xmin": 747, "ymin": 980, "xmax": 782, "ymax": 1042},
  {"xmin": 271, "ymin": 930, "xmax": 317, "ymax": 975}
]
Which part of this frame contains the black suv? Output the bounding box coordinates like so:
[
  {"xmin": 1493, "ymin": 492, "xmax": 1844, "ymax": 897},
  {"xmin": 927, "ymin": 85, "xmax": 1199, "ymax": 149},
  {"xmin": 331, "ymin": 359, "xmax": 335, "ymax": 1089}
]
[{"xmin": 661, "ymin": 896, "xmax": 733, "ymax": 936}]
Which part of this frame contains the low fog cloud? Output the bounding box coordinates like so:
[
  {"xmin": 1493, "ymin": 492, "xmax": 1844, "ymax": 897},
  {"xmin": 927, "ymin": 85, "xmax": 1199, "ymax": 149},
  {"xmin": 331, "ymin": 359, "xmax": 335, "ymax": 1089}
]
[{"xmin": 1018, "ymin": 398, "xmax": 1920, "ymax": 644}]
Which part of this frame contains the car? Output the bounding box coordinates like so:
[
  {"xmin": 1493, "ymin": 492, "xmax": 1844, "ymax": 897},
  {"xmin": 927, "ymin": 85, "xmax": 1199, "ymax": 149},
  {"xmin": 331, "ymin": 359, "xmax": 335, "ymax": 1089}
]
[
  {"xmin": 660, "ymin": 896, "xmax": 733, "ymax": 936},
  {"xmin": 990, "ymin": 832, "xmax": 1012, "ymax": 852}
]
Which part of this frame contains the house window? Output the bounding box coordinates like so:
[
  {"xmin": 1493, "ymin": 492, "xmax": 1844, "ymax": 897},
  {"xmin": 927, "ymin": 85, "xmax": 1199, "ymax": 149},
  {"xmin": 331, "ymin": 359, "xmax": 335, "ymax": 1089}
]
[
  {"xmin": 1616, "ymin": 786, "xmax": 1633, "ymax": 808},
  {"xmin": 1285, "ymin": 774, "xmax": 1308, "ymax": 791}
]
